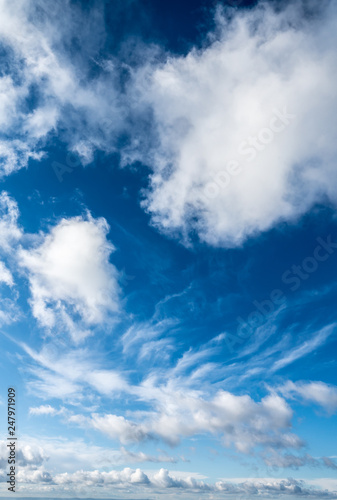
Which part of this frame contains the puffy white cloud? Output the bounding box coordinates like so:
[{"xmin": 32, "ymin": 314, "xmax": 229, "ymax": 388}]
[
  {"xmin": 88, "ymin": 413, "xmax": 151, "ymax": 445},
  {"xmin": 277, "ymin": 380, "xmax": 337, "ymax": 415},
  {"xmin": 0, "ymin": 440, "xmax": 47, "ymax": 469},
  {"xmin": 19, "ymin": 214, "xmax": 121, "ymax": 341},
  {"xmin": 54, "ymin": 467, "xmax": 150, "ymax": 486},
  {"xmin": 152, "ymin": 468, "xmax": 210, "ymax": 490},
  {"xmin": 6, "ymin": 464, "xmax": 337, "ymax": 498},
  {"xmin": 125, "ymin": 1, "xmax": 337, "ymax": 247},
  {"xmin": 1, "ymin": 434, "xmax": 335, "ymax": 495},
  {"xmin": 16, "ymin": 469, "xmax": 53, "ymax": 484},
  {"xmin": 76, "ymin": 390, "xmax": 302, "ymax": 455}
]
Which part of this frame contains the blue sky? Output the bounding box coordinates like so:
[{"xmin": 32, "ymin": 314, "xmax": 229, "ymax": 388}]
[{"xmin": 0, "ymin": 0, "xmax": 337, "ymax": 498}]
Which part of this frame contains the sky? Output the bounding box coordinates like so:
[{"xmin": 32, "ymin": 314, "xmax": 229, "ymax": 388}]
[{"xmin": 0, "ymin": 0, "xmax": 337, "ymax": 498}]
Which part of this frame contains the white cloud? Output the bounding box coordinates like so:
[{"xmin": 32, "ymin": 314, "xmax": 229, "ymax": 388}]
[
  {"xmin": 20, "ymin": 340, "xmax": 130, "ymax": 401},
  {"xmin": 27, "ymin": 366, "xmax": 83, "ymax": 400},
  {"xmin": 0, "ymin": 439, "xmax": 47, "ymax": 469},
  {"xmin": 121, "ymin": 317, "xmax": 177, "ymax": 355},
  {"xmin": 0, "ymin": 298, "xmax": 19, "ymax": 325},
  {"xmin": 124, "ymin": 1, "xmax": 337, "ymax": 247},
  {"xmin": 1, "ymin": 0, "xmax": 337, "ymax": 251},
  {"xmin": 3, "ymin": 435, "xmax": 179, "ymax": 477},
  {"xmin": 0, "ymin": 192, "xmax": 22, "ymax": 329},
  {"xmin": 0, "ymin": 0, "xmax": 124, "ymax": 176},
  {"xmin": 75, "ymin": 390, "xmax": 302, "ymax": 456},
  {"xmin": 29, "ymin": 404, "xmax": 59, "ymax": 416},
  {"xmin": 271, "ymin": 324, "xmax": 335, "ymax": 372},
  {"xmin": 0, "ymin": 192, "xmax": 21, "ymax": 325},
  {"xmin": 10, "ymin": 436, "xmax": 167, "ymax": 476},
  {"xmin": 277, "ymin": 380, "xmax": 337, "ymax": 415},
  {"xmin": 87, "ymin": 413, "xmax": 151, "ymax": 445},
  {"xmin": 0, "ymin": 140, "xmax": 45, "ymax": 177},
  {"xmin": 19, "ymin": 322, "xmax": 317, "ymax": 461},
  {"xmin": 0, "ymin": 261, "xmax": 13, "ymax": 286},
  {"xmin": 0, "ymin": 191, "xmax": 22, "ymax": 251},
  {"xmin": 5, "ymin": 464, "xmax": 337, "ymax": 498},
  {"xmin": 19, "ymin": 214, "xmax": 121, "ymax": 341},
  {"xmin": 19, "ymin": 314, "xmax": 335, "ymax": 467},
  {"xmin": 120, "ymin": 447, "xmax": 178, "ymax": 464},
  {"xmin": 53, "ymin": 467, "xmax": 151, "ymax": 487}
]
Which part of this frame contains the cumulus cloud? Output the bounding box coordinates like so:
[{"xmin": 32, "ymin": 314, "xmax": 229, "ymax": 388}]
[
  {"xmin": 0, "ymin": 440, "xmax": 47, "ymax": 469},
  {"xmin": 16, "ymin": 469, "xmax": 53, "ymax": 484},
  {"xmin": 54, "ymin": 467, "xmax": 150, "ymax": 487},
  {"xmin": 123, "ymin": 0, "xmax": 337, "ymax": 246},
  {"xmin": 74, "ymin": 390, "xmax": 302, "ymax": 455},
  {"xmin": 5, "ymin": 465, "xmax": 337, "ymax": 498},
  {"xmin": 85, "ymin": 413, "xmax": 152, "ymax": 445},
  {"xmin": 277, "ymin": 380, "xmax": 337, "ymax": 415},
  {"xmin": 19, "ymin": 214, "xmax": 121, "ymax": 341}
]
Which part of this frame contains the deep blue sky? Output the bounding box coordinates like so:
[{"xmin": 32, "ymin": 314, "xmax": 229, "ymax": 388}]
[{"xmin": 0, "ymin": 0, "xmax": 337, "ymax": 498}]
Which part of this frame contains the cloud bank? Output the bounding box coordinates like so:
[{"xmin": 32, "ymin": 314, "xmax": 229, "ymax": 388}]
[{"xmin": 2, "ymin": 466, "xmax": 336, "ymax": 498}]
